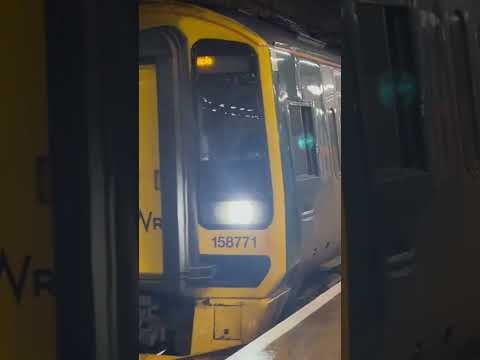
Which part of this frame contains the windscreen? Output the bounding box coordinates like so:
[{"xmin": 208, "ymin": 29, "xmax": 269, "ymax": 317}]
[{"xmin": 192, "ymin": 40, "xmax": 273, "ymax": 229}]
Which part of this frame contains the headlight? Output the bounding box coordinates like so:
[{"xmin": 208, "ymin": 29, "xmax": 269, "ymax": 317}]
[{"xmin": 213, "ymin": 200, "xmax": 264, "ymax": 226}]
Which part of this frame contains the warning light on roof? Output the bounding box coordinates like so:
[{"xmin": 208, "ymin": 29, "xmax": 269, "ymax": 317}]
[{"xmin": 196, "ymin": 56, "xmax": 215, "ymax": 68}]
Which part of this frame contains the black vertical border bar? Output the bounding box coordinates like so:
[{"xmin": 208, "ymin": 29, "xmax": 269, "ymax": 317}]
[
  {"xmin": 342, "ymin": 0, "xmax": 386, "ymax": 359},
  {"xmin": 46, "ymin": 0, "xmax": 95, "ymax": 358},
  {"xmin": 103, "ymin": 3, "xmax": 138, "ymax": 360},
  {"xmin": 45, "ymin": 1, "xmax": 138, "ymax": 360}
]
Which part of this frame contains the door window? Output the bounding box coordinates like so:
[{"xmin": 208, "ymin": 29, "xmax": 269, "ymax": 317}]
[{"xmin": 288, "ymin": 104, "xmax": 319, "ymax": 177}]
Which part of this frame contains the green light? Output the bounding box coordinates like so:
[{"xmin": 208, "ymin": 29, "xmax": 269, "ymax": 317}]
[
  {"xmin": 297, "ymin": 134, "xmax": 315, "ymax": 151},
  {"xmin": 378, "ymin": 73, "xmax": 396, "ymax": 108},
  {"xmin": 378, "ymin": 72, "xmax": 417, "ymax": 109},
  {"xmin": 305, "ymin": 135, "xmax": 315, "ymax": 148},
  {"xmin": 298, "ymin": 137, "xmax": 307, "ymax": 150},
  {"xmin": 397, "ymin": 72, "xmax": 416, "ymax": 108}
]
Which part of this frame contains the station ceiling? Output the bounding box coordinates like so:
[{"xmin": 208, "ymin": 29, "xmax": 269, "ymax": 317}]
[{"xmin": 187, "ymin": 0, "xmax": 341, "ymax": 50}]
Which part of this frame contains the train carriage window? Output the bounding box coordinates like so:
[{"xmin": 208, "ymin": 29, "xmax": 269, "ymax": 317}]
[
  {"xmin": 320, "ymin": 65, "xmax": 341, "ymax": 175},
  {"xmin": 357, "ymin": 4, "xmax": 426, "ymax": 177},
  {"xmin": 327, "ymin": 107, "xmax": 341, "ymax": 174},
  {"xmin": 296, "ymin": 59, "xmax": 337, "ymax": 177},
  {"xmin": 334, "ymin": 71, "xmax": 342, "ymax": 163},
  {"xmin": 288, "ymin": 104, "xmax": 319, "ymax": 177},
  {"xmin": 450, "ymin": 11, "xmax": 480, "ymax": 172},
  {"xmin": 317, "ymin": 110, "xmax": 335, "ymax": 177},
  {"xmin": 270, "ymin": 49, "xmax": 297, "ymax": 100},
  {"xmin": 334, "ymin": 70, "xmax": 342, "ymax": 135}
]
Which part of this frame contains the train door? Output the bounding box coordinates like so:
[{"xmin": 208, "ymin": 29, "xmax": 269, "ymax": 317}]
[
  {"xmin": 320, "ymin": 64, "xmax": 342, "ymax": 259},
  {"xmin": 288, "ymin": 58, "xmax": 341, "ymax": 267},
  {"xmin": 287, "ymin": 99, "xmax": 321, "ymax": 247},
  {"xmin": 139, "ymin": 27, "xmax": 209, "ymax": 356},
  {"xmin": 343, "ymin": 1, "xmax": 433, "ymax": 359},
  {"xmin": 139, "ymin": 28, "xmax": 193, "ymax": 290}
]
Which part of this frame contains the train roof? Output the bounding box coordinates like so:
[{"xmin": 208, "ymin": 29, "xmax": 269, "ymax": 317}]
[
  {"xmin": 210, "ymin": 7, "xmax": 341, "ymax": 65},
  {"xmin": 142, "ymin": 1, "xmax": 340, "ymax": 66}
]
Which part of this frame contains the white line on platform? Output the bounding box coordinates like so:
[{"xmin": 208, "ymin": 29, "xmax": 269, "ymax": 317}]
[{"xmin": 227, "ymin": 281, "xmax": 341, "ymax": 359}]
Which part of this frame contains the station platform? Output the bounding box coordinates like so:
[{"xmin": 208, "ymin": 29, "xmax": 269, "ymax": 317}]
[{"xmin": 193, "ymin": 282, "xmax": 341, "ymax": 360}]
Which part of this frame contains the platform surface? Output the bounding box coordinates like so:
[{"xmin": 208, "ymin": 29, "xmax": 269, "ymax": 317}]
[
  {"xmin": 223, "ymin": 282, "xmax": 341, "ymax": 360},
  {"xmin": 258, "ymin": 294, "xmax": 340, "ymax": 360}
]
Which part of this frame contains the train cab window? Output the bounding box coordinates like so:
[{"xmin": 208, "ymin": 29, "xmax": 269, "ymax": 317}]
[
  {"xmin": 288, "ymin": 104, "xmax": 319, "ymax": 177},
  {"xmin": 450, "ymin": 11, "xmax": 480, "ymax": 171},
  {"xmin": 192, "ymin": 40, "xmax": 273, "ymax": 229}
]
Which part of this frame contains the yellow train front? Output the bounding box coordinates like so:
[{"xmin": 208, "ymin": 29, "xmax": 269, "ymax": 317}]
[{"xmin": 138, "ymin": 1, "xmax": 341, "ymax": 358}]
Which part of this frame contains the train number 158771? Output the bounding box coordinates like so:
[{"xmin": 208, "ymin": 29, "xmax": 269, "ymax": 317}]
[{"xmin": 211, "ymin": 236, "xmax": 257, "ymax": 249}]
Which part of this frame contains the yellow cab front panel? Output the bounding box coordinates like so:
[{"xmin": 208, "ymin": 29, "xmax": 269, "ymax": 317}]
[
  {"xmin": 140, "ymin": 1, "xmax": 286, "ymax": 299},
  {"xmin": 139, "ymin": 64, "xmax": 165, "ymax": 277}
]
